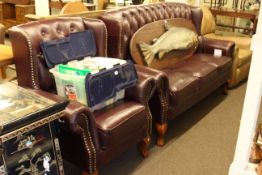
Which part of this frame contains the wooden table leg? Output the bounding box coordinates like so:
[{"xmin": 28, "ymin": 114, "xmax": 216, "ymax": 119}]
[{"xmin": 0, "ymin": 66, "xmax": 7, "ymax": 80}]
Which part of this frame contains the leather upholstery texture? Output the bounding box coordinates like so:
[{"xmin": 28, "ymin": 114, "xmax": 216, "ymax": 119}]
[
  {"xmin": 100, "ymin": 2, "xmax": 203, "ymax": 60},
  {"xmin": 8, "ymin": 17, "xmax": 156, "ymax": 174},
  {"xmin": 201, "ymin": 6, "xmax": 252, "ymax": 87},
  {"xmin": 100, "ymin": 2, "xmax": 235, "ymax": 144}
]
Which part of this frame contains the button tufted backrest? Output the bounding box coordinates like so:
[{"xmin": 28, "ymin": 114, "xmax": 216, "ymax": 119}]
[
  {"xmin": 9, "ymin": 17, "xmax": 107, "ymax": 91},
  {"xmin": 100, "ymin": 2, "xmax": 202, "ymax": 61}
]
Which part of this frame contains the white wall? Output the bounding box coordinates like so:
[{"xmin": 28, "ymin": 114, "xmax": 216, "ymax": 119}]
[
  {"xmin": 35, "ymin": 0, "xmax": 50, "ymax": 16},
  {"xmin": 229, "ymin": 3, "xmax": 262, "ymax": 175}
]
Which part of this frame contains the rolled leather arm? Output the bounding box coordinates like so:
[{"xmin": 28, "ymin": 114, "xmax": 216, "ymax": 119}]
[
  {"xmin": 134, "ymin": 65, "xmax": 169, "ymax": 123},
  {"xmin": 0, "ymin": 23, "xmax": 5, "ymax": 44},
  {"xmin": 197, "ymin": 36, "xmax": 235, "ymax": 58},
  {"xmin": 125, "ymin": 72, "xmax": 156, "ymax": 104},
  {"xmin": 33, "ymin": 89, "xmax": 99, "ymax": 149}
]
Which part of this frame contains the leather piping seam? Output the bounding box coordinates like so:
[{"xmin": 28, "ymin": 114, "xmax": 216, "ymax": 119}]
[
  {"xmin": 118, "ymin": 20, "xmax": 123, "ymax": 58},
  {"xmin": 144, "ymin": 82, "xmax": 154, "ymax": 135},
  {"xmin": 102, "ymin": 21, "xmax": 108, "ymax": 56},
  {"xmin": 101, "ymin": 15, "xmax": 123, "ymax": 58},
  {"xmin": 80, "ymin": 113, "xmax": 97, "ymax": 174},
  {"xmin": 158, "ymin": 82, "xmax": 169, "ymax": 124}
]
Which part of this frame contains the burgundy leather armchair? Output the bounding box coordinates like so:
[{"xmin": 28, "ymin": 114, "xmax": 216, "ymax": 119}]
[
  {"xmin": 8, "ymin": 17, "xmax": 155, "ymax": 175},
  {"xmin": 100, "ymin": 2, "xmax": 235, "ymax": 146}
]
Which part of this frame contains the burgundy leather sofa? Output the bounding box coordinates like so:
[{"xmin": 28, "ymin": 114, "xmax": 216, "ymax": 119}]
[
  {"xmin": 100, "ymin": 2, "xmax": 235, "ymax": 146},
  {"xmin": 8, "ymin": 17, "xmax": 156, "ymax": 175}
]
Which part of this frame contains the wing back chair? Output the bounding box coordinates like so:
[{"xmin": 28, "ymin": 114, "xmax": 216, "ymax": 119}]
[{"xmin": 8, "ymin": 17, "xmax": 155, "ymax": 175}]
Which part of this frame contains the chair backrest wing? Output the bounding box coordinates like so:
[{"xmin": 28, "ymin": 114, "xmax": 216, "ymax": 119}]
[{"xmin": 9, "ymin": 17, "xmax": 107, "ymax": 91}]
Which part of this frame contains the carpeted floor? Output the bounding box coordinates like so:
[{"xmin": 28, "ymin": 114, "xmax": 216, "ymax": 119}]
[{"xmin": 63, "ymin": 81, "xmax": 252, "ymax": 175}]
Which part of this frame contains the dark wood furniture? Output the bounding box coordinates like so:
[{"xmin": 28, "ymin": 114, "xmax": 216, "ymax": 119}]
[
  {"xmin": 0, "ymin": 82, "xmax": 68, "ymax": 175},
  {"xmin": 0, "ymin": 0, "xmax": 34, "ymax": 29},
  {"xmin": 210, "ymin": 7, "xmax": 259, "ymax": 34}
]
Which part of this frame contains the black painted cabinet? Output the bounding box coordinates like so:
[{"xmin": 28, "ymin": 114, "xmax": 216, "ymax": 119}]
[{"xmin": 0, "ymin": 82, "xmax": 68, "ymax": 175}]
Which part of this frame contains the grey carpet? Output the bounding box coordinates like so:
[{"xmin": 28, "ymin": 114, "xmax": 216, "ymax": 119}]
[{"xmin": 64, "ymin": 81, "xmax": 249, "ymax": 175}]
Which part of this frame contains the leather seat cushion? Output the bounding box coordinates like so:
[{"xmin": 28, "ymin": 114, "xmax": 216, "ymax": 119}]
[
  {"xmin": 163, "ymin": 69, "xmax": 199, "ymax": 105},
  {"xmin": 204, "ymin": 33, "xmax": 251, "ymax": 49},
  {"xmin": 173, "ymin": 59, "xmax": 218, "ymax": 84},
  {"xmin": 190, "ymin": 54, "xmax": 232, "ymax": 73},
  {"xmin": 94, "ymin": 101, "xmax": 147, "ymax": 150},
  {"xmin": 237, "ymin": 48, "xmax": 252, "ymax": 67}
]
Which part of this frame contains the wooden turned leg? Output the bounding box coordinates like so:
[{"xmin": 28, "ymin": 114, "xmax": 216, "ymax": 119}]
[
  {"xmin": 222, "ymin": 81, "xmax": 229, "ymax": 95},
  {"xmin": 82, "ymin": 169, "xmax": 99, "ymax": 175},
  {"xmin": 139, "ymin": 136, "xmax": 151, "ymax": 158},
  {"xmin": 155, "ymin": 122, "xmax": 168, "ymax": 146}
]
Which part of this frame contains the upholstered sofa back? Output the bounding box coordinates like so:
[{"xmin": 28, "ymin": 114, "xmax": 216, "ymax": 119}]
[
  {"xmin": 100, "ymin": 2, "xmax": 203, "ymax": 60},
  {"xmin": 8, "ymin": 17, "xmax": 107, "ymax": 91}
]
